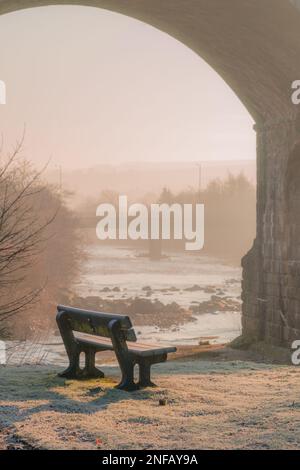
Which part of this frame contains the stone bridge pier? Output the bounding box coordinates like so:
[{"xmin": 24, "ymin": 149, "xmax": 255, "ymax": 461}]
[
  {"xmin": 243, "ymin": 116, "xmax": 300, "ymax": 346},
  {"xmin": 1, "ymin": 0, "xmax": 300, "ymax": 347}
]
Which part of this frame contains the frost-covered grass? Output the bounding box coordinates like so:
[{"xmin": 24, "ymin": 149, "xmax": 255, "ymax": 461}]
[{"xmin": 0, "ymin": 358, "xmax": 300, "ymax": 450}]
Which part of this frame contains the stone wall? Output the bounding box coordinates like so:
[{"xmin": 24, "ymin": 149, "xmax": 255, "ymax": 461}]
[{"xmin": 242, "ymin": 117, "xmax": 300, "ymax": 346}]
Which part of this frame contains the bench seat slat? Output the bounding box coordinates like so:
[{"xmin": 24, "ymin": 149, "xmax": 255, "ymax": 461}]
[{"xmin": 75, "ymin": 332, "xmax": 176, "ymax": 357}]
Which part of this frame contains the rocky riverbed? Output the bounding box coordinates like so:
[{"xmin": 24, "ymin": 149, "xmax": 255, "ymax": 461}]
[{"xmin": 59, "ymin": 283, "xmax": 241, "ymax": 330}]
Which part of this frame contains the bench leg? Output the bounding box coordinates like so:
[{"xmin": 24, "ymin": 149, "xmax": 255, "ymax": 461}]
[
  {"xmin": 59, "ymin": 352, "xmax": 81, "ymax": 379},
  {"xmin": 108, "ymin": 319, "xmax": 139, "ymax": 391},
  {"xmin": 116, "ymin": 361, "xmax": 139, "ymax": 391},
  {"xmin": 59, "ymin": 350, "xmax": 105, "ymax": 379},
  {"xmin": 83, "ymin": 349, "xmax": 104, "ymax": 379},
  {"xmin": 138, "ymin": 360, "xmax": 156, "ymax": 388}
]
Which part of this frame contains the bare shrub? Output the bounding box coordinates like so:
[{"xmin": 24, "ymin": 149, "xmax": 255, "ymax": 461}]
[{"xmin": 0, "ymin": 138, "xmax": 82, "ymax": 338}]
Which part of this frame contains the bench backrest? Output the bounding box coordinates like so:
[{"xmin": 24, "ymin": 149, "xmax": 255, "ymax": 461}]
[{"xmin": 56, "ymin": 305, "xmax": 137, "ymax": 342}]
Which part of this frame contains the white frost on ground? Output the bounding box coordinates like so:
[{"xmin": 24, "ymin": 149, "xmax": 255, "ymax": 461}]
[{"xmin": 1, "ymin": 360, "xmax": 300, "ymax": 450}]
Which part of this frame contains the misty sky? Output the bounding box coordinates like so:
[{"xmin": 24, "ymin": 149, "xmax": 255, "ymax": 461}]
[{"xmin": 0, "ymin": 6, "xmax": 255, "ymax": 170}]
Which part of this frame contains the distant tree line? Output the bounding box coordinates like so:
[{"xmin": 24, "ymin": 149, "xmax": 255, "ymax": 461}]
[{"xmin": 158, "ymin": 172, "xmax": 256, "ymax": 262}]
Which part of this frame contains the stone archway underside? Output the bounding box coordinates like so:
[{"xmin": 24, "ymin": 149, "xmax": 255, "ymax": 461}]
[{"xmin": 1, "ymin": 0, "xmax": 300, "ymax": 346}]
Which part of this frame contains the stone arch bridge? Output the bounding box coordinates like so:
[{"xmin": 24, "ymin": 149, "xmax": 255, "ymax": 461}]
[{"xmin": 1, "ymin": 0, "xmax": 300, "ymax": 346}]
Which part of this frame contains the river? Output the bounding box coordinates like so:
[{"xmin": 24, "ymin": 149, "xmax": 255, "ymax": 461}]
[{"xmin": 5, "ymin": 245, "xmax": 242, "ymax": 366}]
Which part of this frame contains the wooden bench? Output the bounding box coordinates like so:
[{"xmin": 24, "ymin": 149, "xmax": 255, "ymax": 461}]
[{"xmin": 56, "ymin": 305, "xmax": 176, "ymax": 391}]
